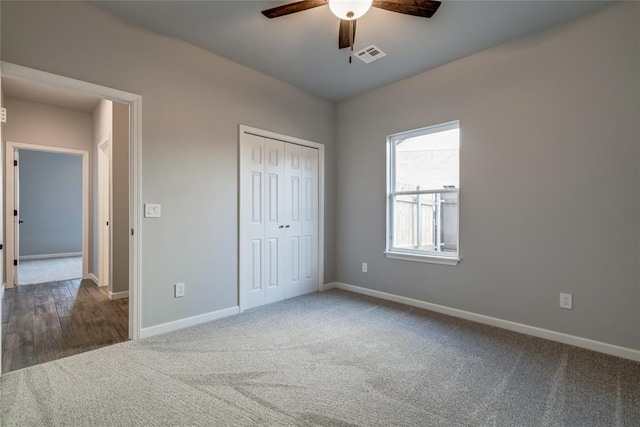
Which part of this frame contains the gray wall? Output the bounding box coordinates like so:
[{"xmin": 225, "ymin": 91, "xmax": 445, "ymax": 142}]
[
  {"xmin": 18, "ymin": 149, "xmax": 82, "ymax": 257},
  {"xmin": 336, "ymin": 2, "xmax": 640, "ymax": 350},
  {"xmin": 3, "ymin": 0, "xmax": 635, "ymax": 352},
  {"xmin": 0, "ymin": 1, "xmax": 336, "ymax": 328}
]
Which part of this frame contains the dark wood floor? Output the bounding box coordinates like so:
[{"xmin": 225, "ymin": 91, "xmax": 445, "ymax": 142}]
[{"xmin": 2, "ymin": 279, "xmax": 128, "ymax": 374}]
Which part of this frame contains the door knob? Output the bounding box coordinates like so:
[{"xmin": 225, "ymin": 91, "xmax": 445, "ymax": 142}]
[
  {"xmin": 279, "ymin": 225, "xmax": 284, "ymax": 229},
  {"xmin": 18, "ymin": 220, "xmax": 24, "ymax": 224},
  {"xmin": 285, "ymin": 225, "xmax": 290, "ymax": 228}
]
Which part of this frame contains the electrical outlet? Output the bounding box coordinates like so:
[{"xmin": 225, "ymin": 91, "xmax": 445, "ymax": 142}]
[
  {"xmin": 560, "ymin": 293, "xmax": 572, "ymax": 309},
  {"xmin": 175, "ymin": 282, "xmax": 185, "ymax": 298},
  {"xmin": 362, "ymin": 262, "xmax": 368, "ymax": 273}
]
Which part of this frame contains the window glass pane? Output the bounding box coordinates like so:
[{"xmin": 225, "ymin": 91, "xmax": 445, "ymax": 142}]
[
  {"xmin": 393, "ymin": 191, "xmax": 457, "ymax": 253},
  {"xmin": 395, "ymin": 128, "xmax": 459, "ymax": 192}
]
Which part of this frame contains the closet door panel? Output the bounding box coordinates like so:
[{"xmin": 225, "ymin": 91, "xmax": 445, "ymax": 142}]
[
  {"xmin": 264, "ymin": 138, "xmax": 286, "ymax": 304},
  {"xmin": 301, "ymin": 147, "xmax": 319, "ymax": 295},
  {"xmin": 284, "ymin": 143, "xmax": 303, "ymax": 298},
  {"xmin": 242, "ymin": 134, "xmax": 266, "ymax": 310}
]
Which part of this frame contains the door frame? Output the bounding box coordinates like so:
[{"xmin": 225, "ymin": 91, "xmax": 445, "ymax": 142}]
[
  {"xmin": 1, "ymin": 61, "xmax": 143, "ymax": 343},
  {"xmin": 97, "ymin": 135, "xmax": 112, "ymax": 289},
  {"xmin": 238, "ymin": 124, "xmax": 325, "ymax": 312},
  {"xmin": 5, "ymin": 142, "xmax": 90, "ymax": 286},
  {"xmin": 12, "ymin": 150, "xmax": 19, "ymax": 286}
]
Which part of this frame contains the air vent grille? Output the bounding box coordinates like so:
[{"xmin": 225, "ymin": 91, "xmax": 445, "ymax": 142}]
[{"xmin": 355, "ymin": 45, "xmax": 387, "ymax": 64}]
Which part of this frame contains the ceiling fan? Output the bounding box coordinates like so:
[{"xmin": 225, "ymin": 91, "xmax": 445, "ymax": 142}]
[{"xmin": 262, "ymin": 0, "xmax": 441, "ymax": 61}]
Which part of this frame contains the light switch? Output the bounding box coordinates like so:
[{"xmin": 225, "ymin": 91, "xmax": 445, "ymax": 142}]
[{"xmin": 144, "ymin": 203, "xmax": 161, "ymax": 218}]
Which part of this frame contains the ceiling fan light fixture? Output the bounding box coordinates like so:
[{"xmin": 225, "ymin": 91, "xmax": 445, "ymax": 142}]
[{"xmin": 328, "ymin": 0, "xmax": 373, "ymax": 20}]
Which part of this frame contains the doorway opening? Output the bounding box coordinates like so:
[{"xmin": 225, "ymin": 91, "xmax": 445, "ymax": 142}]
[
  {"xmin": 0, "ymin": 63, "xmax": 142, "ymax": 374},
  {"xmin": 5, "ymin": 142, "xmax": 90, "ymax": 289},
  {"xmin": 14, "ymin": 147, "xmax": 86, "ymax": 286}
]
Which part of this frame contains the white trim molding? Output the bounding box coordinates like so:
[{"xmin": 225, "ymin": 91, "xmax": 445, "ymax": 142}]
[
  {"xmin": 330, "ymin": 282, "xmax": 640, "ymax": 362},
  {"xmin": 140, "ymin": 306, "xmax": 240, "ymax": 339},
  {"xmin": 86, "ymin": 273, "xmax": 100, "ymax": 286},
  {"xmin": 384, "ymin": 251, "xmax": 460, "ymax": 265},
  {"xmin": 319, "ymin": 282, "xmax": 337, "ymax": 292},
  {"xmin": 20, "ymin": 252, "xmax": 82, "ymax": 261},
  {"xmin": 108, "ymin": 290, "xmax": 129, "ymax": 301}
]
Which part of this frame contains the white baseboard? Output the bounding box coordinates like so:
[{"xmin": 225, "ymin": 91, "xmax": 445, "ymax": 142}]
[
  {"xmin": 140, "ymin": 306, "xmax": 240, "ymax": 339},
  {"xmin": 330, "ymin": 282, "xmax": 640, "ymax": 362},
  {"xmin": 319, "ymin": 282, "xmax": 337, "ymax": 292},
  {"xmin": 108, "ymin": 290, "xmax": 129, "ymax": 300},
  {"xmin": 19, "ymin": 252, "xmax": 82, "ymax": 260},
  {"xmin": 0, "ymin": 283, "xmax": 4, "ymax": 298}
]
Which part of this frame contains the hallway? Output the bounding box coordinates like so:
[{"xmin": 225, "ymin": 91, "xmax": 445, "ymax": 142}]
[{"xmin": 1, "ymin": 279, "xmax": 128, "ymax": 373}]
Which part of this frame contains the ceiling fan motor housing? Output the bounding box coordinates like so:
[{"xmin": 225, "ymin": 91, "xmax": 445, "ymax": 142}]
[{"xmin": 328, "ymin": 0, "xmax": 373, "ymax": 20}]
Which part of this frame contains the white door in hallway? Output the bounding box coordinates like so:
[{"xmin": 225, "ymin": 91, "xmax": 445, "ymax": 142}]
[
  {"xmin": 98, "ymin": 137, "xmax": 111, "ymax": 289},
  {"xmin": 240, "ymin": 132, "xmax": 319, "ymax": 310}
]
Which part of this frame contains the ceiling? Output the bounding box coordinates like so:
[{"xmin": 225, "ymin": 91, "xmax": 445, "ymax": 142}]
[
  {"xmin": 95, "ymin": 1, "xmax": 611, "ymax": 101},
  {"xmin": 3, "ymin": 77, "xmax": 102, "ymax": 113}
]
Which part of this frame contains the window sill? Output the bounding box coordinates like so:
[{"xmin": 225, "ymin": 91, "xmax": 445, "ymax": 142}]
[{"xmin": 384, "ymin": 251, "xmax": 460, "ymax": 266}]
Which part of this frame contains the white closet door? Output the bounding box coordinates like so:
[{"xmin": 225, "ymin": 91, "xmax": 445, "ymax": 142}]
[
  {"xmin": 284, "ymin": 143, "xmax": 303, "ymax": 298},
  {"xmin": 301, "ymin": 147, "xmax": 319, "ymax": 295},
  {"xmin": 263, "ymin": 138, "xmax": 286, "ymax": 304},
  {"xmin": 242, "ymin": 133, "xmax": 269, "ymax": 310},
  {"xmin": 241, "ymin": 132, "xmax": 319, "ymax": 310}
]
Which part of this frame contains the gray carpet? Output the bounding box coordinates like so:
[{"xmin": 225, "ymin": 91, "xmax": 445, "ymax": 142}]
[
  {"xmin": 18, "ymin": 256, "xmax": 82, "ymax": 285},
  {"xmin": 1, "ymin": 289, "xmax": 639, "ymax": 426}
]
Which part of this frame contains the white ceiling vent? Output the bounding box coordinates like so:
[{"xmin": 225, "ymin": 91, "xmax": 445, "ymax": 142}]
[{"xmin": 355, "ymin": 45, "xmax": 387, "ymax": 64}]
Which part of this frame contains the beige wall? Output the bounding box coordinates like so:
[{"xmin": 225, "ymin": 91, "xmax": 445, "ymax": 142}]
[
  {"xmin": 111, "ymin": 102, "xmax": 129, "ymax": 294},
  {"xmin": 91, "ymin": 99, "xmax": 130, "ymax": 295},
  {"xmin": 335, "ymin": 2, "xmax": 640, "ymax": 350},
  {"xmin": 0, "ymin": 1, "xmax": 337, "ymax": 328},
  {"xmin": 4, "ymin": 98, "xmax": 92, "ymax": 152}
]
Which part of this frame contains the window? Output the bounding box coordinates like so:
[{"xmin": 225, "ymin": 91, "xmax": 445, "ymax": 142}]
[{"xmin": 386, "ymin": 121, "xmax": 460, "ymax": 265}]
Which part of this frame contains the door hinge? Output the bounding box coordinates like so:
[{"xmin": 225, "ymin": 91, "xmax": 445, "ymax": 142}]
[
  {"xmin": 1, "ymin": 108, "xmax": 6, "ymax": 123},
  {"xmin": 131, "ymin": 229, "xmax": 134, "ymax": 236},
  {"xmin": 14, "ymin": 260, "xmax": 18, "ymax": 266},
  {"xmin": 14, "ymin": 160, "xmax": 17, "ymax": 167},
  {"xmin": 14, "ymin": 210, "xmax": 17, "ymax": 216}
]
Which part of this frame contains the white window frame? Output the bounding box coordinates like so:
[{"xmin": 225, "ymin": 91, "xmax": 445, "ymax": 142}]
[{"xmin": 385, "ymin": 121, "xmax": 460, "ymax": 265}]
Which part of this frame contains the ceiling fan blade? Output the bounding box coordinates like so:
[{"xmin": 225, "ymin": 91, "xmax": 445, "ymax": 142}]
[
  {"xmin": 372, "ymin": 0, "xmax": 441, "ymax": 18},
  {"xmin": 261, "ymin": 0, "xmax": 327, "ymax": 18},
  {"xmin": 338, "ymin": 19, "xmax": 356, "ymax": 49}
]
